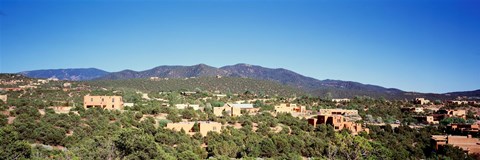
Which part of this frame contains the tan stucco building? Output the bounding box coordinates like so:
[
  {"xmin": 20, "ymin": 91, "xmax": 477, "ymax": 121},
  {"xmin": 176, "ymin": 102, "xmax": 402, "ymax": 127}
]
[
  {"xmin": 213, "ymin": 105, "xmax": 242, "ymax": 117},
  {"xmin": 0, "ymin": 95, "xmax": 7, "ymax": 103},
  {"xmin": 319, "ymin": 109, "xmax": 358, "ymax": 116},
  {"xmin": 166, "ymin": 121, "xmax": 222, "ymax": 136},
  {"xmin": 274, "ymin": 103, "xmax": 306, "ymax": 114},
  {"xmin": 414, "ymin": 98, "xmax": 430, "ymax": 105},
  {"xmin": 332, "ymin": 98, "xmax": 351, "ymax": 103},
  {"xmin": 83, "ymin": 95, "xmax": 124, "ymax": 110}
]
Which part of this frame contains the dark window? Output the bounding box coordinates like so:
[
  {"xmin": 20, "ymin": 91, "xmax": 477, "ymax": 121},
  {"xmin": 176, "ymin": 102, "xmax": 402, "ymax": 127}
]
[{"xmin": 112, "ymin": 98, "xmax": 115, "ymax": 102}]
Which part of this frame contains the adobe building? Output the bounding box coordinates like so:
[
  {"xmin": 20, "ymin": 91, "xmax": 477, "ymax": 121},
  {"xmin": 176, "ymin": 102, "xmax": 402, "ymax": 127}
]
[
  {"xmin": 401, "ymin": 107, "xmax": 425, "ymax": 113},
  {"xmin": 435, "ymin": 109, "xmax": 466, "ymax": 119},
  {"xmin": 447, "ymin": 124, "xmax": 480, "ymax": 136},
  {"xmin": 274, "ymin": 103, "xmax": 306, "ymax": 114},
  {"xmin": 308, "ymin": 114, "xmax": 368, "ymax": 135},
  {"xmin": 319, "ymin": 109, "xmax": 358, "ymax": 116},
  {"xmin": 83, "ymin": 95, "xmax": 124, "ymax": 110},
  {"xmin": 175, "ymin": 104, "xmax": 200, "ymax": 110},
  {"xmin": 0, "ymin": 95, "xmax": 7, "ymax": 103},
  {"xmin": 48, "ymin": 106, "xmax": 73, "ymax": 114},
  {"xmin": 332, "ymin": 98, "xmax": 351, "ymax": 103},
  {"xmin": 432, "ymin": 135, "xmax": 480, "ymax": 154},
  {"xmin": 413, "ymin": 116, "xmax": 436, "ymax": 124},
  {"xmin": 166, "ymin": 121, "xmax": 222, "ymax": 136},
  {"xmin": 414, "ymin": 98, "xmax": 430, "ymax": 105},
  {"xmin": 213, "ymin": 103, "xmax": 256, "ymax": 117}
]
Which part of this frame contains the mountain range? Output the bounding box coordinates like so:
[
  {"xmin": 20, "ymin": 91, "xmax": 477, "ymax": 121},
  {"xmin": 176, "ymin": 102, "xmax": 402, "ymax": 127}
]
[
  {"xmin": 18, "ymin": 63, "xmax": 480, "ymax": 100},
  {"xmin": 19, "ymin": 68, "xmax": 109, "ymax": 81}
]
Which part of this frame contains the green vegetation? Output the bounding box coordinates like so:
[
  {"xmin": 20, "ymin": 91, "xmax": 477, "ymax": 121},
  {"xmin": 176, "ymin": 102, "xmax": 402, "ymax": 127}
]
[
  {"xmin": 1, "ymin": 75, "xmax": 478, "ymax": 159},
  {"xmin": 87, "ymin": 77, "xmax": 307, "ymax": 97}
]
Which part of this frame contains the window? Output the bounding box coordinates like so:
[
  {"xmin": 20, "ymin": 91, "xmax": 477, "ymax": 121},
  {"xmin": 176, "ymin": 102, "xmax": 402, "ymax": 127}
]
[
  {"xmin": 112, "ymin": 98, "xmax": 115, "ymax": 102},
  {"xmin": 213, "ymin": 127, "xmax": 217, "ymax": 130},
  {"xmin": 102, "ymin": 98, "xmax": 104, "ymax": 102},
  {"xmin": 91, "ymin": 98, "xmax": 93, "ymax": 102},
  {"xmin": 112, "ymin": 105, "xmax": 114, "ymax": 108}
]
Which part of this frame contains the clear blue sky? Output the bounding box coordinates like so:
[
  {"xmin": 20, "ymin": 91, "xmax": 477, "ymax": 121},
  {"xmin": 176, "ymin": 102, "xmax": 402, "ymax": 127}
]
[{"xmin": 1, "ymin": 0, "xmax": 479, "ymax": 93}]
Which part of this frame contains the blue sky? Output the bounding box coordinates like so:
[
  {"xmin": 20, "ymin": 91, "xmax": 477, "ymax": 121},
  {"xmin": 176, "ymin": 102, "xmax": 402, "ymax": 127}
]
[{"xmin": 1, "ymin": 0, "xmax": 479, "ymax": 93}]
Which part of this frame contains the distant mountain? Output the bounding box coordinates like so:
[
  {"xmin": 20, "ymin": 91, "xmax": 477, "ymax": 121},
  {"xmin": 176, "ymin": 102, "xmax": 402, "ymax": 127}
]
[
  {"xmin": 18, "ymin": 64, "xmax": 479, "ymax": 100},
  {"xmin": 19, "ymin": 68, "xmax": 109, "ymax": 81},
  {"xmin": 98, "ymin": 64, "xmax": 227, "ymax": 80},
  {"xmin": 96, "ymin": 63, "xmax": 411, "ymax": 99}
]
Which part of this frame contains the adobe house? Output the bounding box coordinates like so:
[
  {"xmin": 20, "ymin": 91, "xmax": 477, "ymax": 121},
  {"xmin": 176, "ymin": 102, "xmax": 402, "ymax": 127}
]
[
  {"xmin": 332, "ymin": 98, "xmax": 351, "ymax": 103},
  {"xmin": 413, "ymin": 116, "xmax": 436, "ymax": 124},
  {"xmin": 414, "ymin": 98, "xmax": 430, "ymax": 105},
  {"xmin": 213, "ymin": 103, "xmax": 255, "ymax": 117},
  {"xmin": 435, "ymin": 109, "xmax": 466, "ymax": 119},
  {"xmin": 0, "ymin": 95, "xmax": 7, "ymax": 103},
  {"xmin": 432, "ymin": 135, "xmax": 480, "ymax": 154},
  {"xmin": 166, "ymin": 121, "xmax": 222, "ymax": 136},
  {"xmin": 83, "ymin": 95, "xmax": 124, "ymax": 110},
  {"xmin": 274, "ymin": 103, "xmax": 306, "ymax": 114},
  {"xmin": 308, "ymin": 114, "xmax": 368, "ymax": 135},
  {"xmin": 318, "ymin": 109, "xmax": 358, "ymax": 116},
  {"xmin": 447, "ymin": 124, "xmax": 480, "ymax": 136}
]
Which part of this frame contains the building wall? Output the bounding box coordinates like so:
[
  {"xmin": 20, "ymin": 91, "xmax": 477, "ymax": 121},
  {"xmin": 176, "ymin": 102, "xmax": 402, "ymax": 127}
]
[
  {"xmin": 213, "ymin": 106, "xmax": 241, "ymax": 117},
  {"xmin": 166, "ymin": 121, "xmax": 221, "ymax": 136},
  {"xmin": 332, "ymin": 98, "xmax": 351, "ymax": 103},
  {"xmin": 274, "ymin": 103, "xmax": 305, "ymax": 114},
  {"xmin": 83, "ymin": 95, "xmax": 124, "ymax": 110},
  {"xmin": 414, "ymin": 98, "xmax": 430, "ymax": 105},
  {"xmin": 319, "ymin": 109, "xmax": 358, "ymax": 116},
  {"xmin": 198, "ymin": 122, "xmax": 222, "ymax": 136},
  {"xmin": 308, "ymin": 114, "xmax": 367, "ymax": 134},
  {"xmin": 0, "ymin": 95, "xmax": 7, "ymax": 103}
]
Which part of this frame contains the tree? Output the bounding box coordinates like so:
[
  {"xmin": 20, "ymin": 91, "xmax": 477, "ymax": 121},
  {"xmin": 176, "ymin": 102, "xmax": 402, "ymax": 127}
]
[
  {"xmin": 0, "ymin": 126, "xmax": 32, "ymax": 159},
  {"xmin": 114, "ymin": 128, "xmax": 160, "ymax": 159}
]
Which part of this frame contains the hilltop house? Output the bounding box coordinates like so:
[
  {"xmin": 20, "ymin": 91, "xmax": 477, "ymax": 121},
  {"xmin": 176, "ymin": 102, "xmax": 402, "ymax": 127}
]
[{"xmin": 83, "ymin": 95, "xmax": 124, "ymax": 110}]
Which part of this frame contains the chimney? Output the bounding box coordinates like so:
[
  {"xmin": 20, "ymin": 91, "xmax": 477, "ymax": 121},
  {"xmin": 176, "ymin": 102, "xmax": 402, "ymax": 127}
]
[{"xmin": 468, "ymin": 134, "xmax": 472, "ymax": 138}]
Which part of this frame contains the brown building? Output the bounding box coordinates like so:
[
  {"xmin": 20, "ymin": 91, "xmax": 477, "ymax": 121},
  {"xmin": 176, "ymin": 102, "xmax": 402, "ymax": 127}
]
[
  {"xmin": 448, "ymin": 124, "xmax": 480, "ymax": 135},
  {"xmin": 166, "ymin": 121, "xmax": 222, "ymax": 136},
  {"xmin": 83, "ymin": 95, "xmax": 124, "ymax": 110},
  {"xmin": 432, "ymin": 135, "xmax": 480, "ymax": 154},
  {"xmin": 308, "ymin": 114, "xmax": 368, "ymax": 135}
]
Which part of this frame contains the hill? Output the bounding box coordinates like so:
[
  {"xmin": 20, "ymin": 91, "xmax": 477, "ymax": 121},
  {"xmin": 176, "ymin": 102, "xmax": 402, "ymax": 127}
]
[
  {"xmin": 87, "ymin": 77, "xmax": 306, "ymax": 97},
  {"xmin": 19, "ymin": 68, "xmax": 109, "ymax": 81}
]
